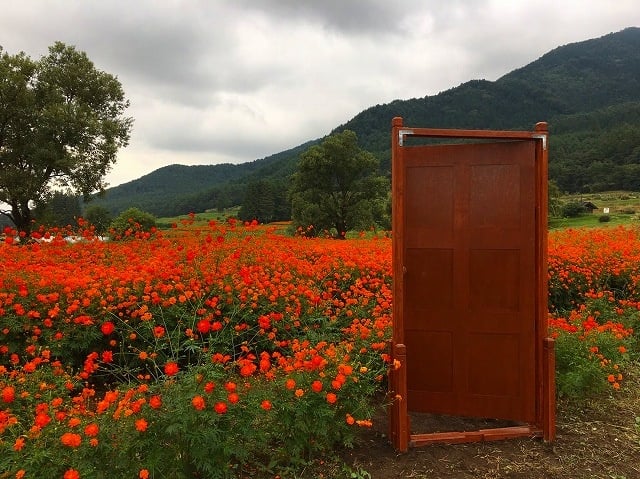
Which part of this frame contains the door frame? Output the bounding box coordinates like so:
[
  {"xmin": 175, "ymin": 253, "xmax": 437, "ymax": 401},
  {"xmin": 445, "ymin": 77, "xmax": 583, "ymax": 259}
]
[{"xmin": 388, "ymin": 117, "xmax": 555, "ymax": 451}]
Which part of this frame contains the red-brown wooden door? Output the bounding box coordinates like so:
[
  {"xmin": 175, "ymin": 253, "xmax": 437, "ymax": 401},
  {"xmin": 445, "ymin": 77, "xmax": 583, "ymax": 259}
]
[{"xmin": 402, "ymin": 140, "xmax": 537, "ymax": 422}]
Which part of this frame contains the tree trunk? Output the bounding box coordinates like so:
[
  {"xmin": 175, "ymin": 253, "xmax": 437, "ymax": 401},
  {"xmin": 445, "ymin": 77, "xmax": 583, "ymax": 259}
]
[{"xmin": 10, "ymin": 199, "xmax": 33, "ymax": 237}]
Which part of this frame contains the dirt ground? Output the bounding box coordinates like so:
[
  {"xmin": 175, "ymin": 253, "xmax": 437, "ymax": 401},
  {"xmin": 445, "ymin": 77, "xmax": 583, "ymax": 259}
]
[{"xmin": 338, "ymin": 377, "xmax": 640, "ymax": 479}]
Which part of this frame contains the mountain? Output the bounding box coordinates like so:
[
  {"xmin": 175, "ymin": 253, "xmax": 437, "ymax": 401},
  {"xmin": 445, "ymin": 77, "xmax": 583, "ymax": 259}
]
[{"xmin": 90, "ymin": 27, "xmax": 640, "ymax": 218}]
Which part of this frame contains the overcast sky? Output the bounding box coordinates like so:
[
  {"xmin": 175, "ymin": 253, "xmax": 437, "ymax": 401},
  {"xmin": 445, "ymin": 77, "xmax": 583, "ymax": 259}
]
[{"xmin": 1, "ymin": 1, "xmax": 639, "ymax": 188}]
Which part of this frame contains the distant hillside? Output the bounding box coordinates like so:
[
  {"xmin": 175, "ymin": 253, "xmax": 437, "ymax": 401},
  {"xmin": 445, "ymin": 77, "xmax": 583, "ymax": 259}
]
[{"xmin": 90, "ymin": 27, "xmax": 640, "ymax": 217}]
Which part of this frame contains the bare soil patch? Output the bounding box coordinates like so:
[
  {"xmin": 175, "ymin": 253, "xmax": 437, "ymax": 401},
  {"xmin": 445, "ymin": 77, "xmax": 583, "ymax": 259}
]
[{"xmin": 337, "ymin": 370, "xmax": 640, "ymax": 479}]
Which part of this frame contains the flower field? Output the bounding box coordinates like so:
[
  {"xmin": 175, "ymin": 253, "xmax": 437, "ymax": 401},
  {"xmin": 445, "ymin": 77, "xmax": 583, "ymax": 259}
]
[{"xmin": 1, "ymin": 220, "xmax": 639, "ymax": 478}]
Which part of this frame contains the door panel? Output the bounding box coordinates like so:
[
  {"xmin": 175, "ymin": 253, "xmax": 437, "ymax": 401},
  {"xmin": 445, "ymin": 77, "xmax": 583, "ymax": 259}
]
[{"xmin": 403, "ymin": 140, "xmax": 536, "ymax": 422}]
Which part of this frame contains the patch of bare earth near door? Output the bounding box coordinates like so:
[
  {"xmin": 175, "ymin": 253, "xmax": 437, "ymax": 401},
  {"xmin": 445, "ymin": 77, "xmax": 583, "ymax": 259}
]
[{"xmin": 336, "ymin": 366, "xmax": 640, "ymax": 479}]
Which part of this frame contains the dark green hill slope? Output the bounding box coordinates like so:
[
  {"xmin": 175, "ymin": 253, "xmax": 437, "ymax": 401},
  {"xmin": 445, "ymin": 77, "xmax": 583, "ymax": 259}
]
[{"xmin": 91, "ymin": 27, "xmax": 640, "ymax": 217}]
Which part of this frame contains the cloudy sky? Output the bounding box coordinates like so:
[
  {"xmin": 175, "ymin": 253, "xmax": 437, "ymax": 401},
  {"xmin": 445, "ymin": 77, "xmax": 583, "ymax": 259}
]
[{"xmin": 1, "ymin": 1, "xmax": 639, "ymax": 188}]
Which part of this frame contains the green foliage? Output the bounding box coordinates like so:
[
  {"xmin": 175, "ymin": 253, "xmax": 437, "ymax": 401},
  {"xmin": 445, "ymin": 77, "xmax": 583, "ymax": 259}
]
[
  {"xmin": 83, "ymin": 204, "xmax": 113, "ymax": 235},
  {"xmin": 0, "ymin": 42, "xmax": 132, "ymax": 235},
  {"xmin": 290, "ymin": 130, "xmax": 389, "ymax": 238},
  {"xmin": 599, "ymin": 214, "xmax": 611, "ymax": 223},
  {"xmin": 561, "ymin": 200, "xmax": 588, "ymax": 218},
  {"xmin": 32, "ymin": 191, "xmax": 82, "ymax": 228},
  {"xmin": 109, "ymin": 207, "xmax": 157, "ymax": 240}
]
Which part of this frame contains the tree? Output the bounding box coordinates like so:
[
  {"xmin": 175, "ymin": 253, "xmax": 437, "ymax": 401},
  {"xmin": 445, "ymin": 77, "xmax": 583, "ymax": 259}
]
[
  {"xmin": 289, "ymin": 130, "xmax": 389, "ymax": 238},
  {"xmin": 0, "ymin": 42, "xmax": 133, "ymax": 235},
  {"xmin": 109, "ymin": 207, "xmax": 156, "ymax": 240},
  {"xmin": 84, "ymin": 204, "xmax": 112, "ymax": 235},
  {"xmin": 32, "ymin": 191, "xmax": 82, "ymax": 228}
]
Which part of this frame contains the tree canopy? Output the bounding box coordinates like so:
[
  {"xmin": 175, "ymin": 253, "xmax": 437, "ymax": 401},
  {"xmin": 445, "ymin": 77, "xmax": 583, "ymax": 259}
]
[
  {"xmin": 0, "ymin": 42, "xmax": 133, "ymax": 234},
  {"xmin": 289, "ymin": 130, "xmax": 389, "ymax": 238}
]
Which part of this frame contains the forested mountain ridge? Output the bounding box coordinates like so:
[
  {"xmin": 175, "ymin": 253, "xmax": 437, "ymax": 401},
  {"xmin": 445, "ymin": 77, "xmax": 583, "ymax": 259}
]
[{"xmin": 91, "ymin": 27, "xmax": 640, "ymax": 217}]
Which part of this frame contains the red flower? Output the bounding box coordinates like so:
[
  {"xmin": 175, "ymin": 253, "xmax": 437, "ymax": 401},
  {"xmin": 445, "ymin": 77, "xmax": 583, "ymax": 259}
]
[
  {"xmin": 153, "ymin": 325, "xmax": 165, "ymax": 338},
  {"xmin": 196, "ymin": 319, "xmax": 211, "ymax": 334},
  {"xmin": 213, "ymin": 402, "xmax": 227, "ymax": 414},
  {"xmin": 192, "ymin": 395, "xmax": 206, "ymax": 411},
  {"xmin": 139, "ymin": 470, "xmax": 150, "ymax": 479},
  {"xmin": 204, "ymin": 382, "xmax": 215, "ymax": 393},
  {"xmin": 149, "ymin": 395, "xmax": 162, "ymax": 409},
  {"xmin": 311, "ymin": 380, "xmax": 323, "ymax": 393},
  {"xmin": 84, "ymin": 423, "xmax": 99, "ymax": 437},
  {"xmin": 227, "ymin": 392, "xmax": 239, "ymax": 404},
  {"xmin": 13, "ymin": 437, "xmax": 25, "ymax": 451},
  {"xmin": 260, "ymin": 400, "xmax": 272, "ymax": 411},
  {"xmin": 135, "ymin": 418, "xmax": 148, "ymax": 432},
  {"xmin": 1, "ymin": 386, "xmax": 15, "ymax": 403},
  {"xmin": 224, "ymin": 381, "xmax": 236, "ymax": 392},
  {"xmin": 326, "ymin": 392, "xmax": 337, "ymax": 404},
  {"xmin": 164, "ymin": 362, "xmax": 179, "ymax": 376},
  {"xmin": 60, "ymin": 432, "xmax": 82, "ymax": 447},
  {"xmin": 64, "ymin": 469, "xmax": 80, "ymax": 479},
  {"xmin": 100, "ymin": 322, "xmax": 115, "ymax": 335}
]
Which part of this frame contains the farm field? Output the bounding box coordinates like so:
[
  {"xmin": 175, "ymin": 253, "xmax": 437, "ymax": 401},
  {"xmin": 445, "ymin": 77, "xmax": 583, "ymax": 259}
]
[{"xmin": 1, "ymin": 220, "xmax": 640, "ymax": 478}]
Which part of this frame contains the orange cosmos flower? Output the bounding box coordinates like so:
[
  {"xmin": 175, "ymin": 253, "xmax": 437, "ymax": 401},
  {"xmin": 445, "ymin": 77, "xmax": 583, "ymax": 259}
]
[
  {"xmin": 311, "ymin": 380, "xmax": 323, "ymax": 393},
  {"xmin": 164, "ymin": 362, "xmax": 179, "ymax": 376},
  {"xmin": 60, "ymin": 432, "xmax": 82, "ymax": 447},
  {"xmin": 149, "ymin": 395, "xmax": 162, "ymax": 409},
  {"xmin": 228, "ymin": 392, "xmax": 239, "ymax": 404},
  {"xmin": 192, "ymin": 395, "xmax": 206, "ymax": 411},
  {"xmin": 214, "ymin": 402, "xmax": 227, "ymax": 414},
  {"xmin": 13, "ymin": 437, "xmax": 25, "ymax": 451},
  {"xmin": 285, "ymin": 378, "xmax": 296, "ymax": 390},
  {"xmin": 294, "ymin": 388, "xmax": 304, "ymax": 398},
  {"xmin": 135, "ymin": 418, "xmax": 148, "ymax": 432},
  {"xmin": 84, "ymin": 423, "xmax": 99, "ymax": 437},
  {"xmin": 326, "ymin": 392, "xmax": 337, "ymax": 404},
  {"xmin": 1, "ymin": 386, "xmax": 15, "ymax": 403},
  {"xmin": 100, "ymin": 321, "xmax": 115, "ymax": 335},
  {"xmin": 139, "ymin": 470, "xmax": 150, "ymax": 479},
  {"xmin": 15, "ymin": 470, "xmax": 26, "ymax": 479},
  {"xmin": 260, "ymin": 400, "xmax": 272, "ymax": 411},
  {"xmin": 63, "ymin": 469, "xmax": 80, "ymax": 479},
  {"xmin": 345, "ymin": 414, "xmax": 355, "ymax": 425}
]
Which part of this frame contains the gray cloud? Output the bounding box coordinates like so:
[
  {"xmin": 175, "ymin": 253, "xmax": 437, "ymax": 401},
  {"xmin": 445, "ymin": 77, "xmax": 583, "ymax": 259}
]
[{"xmin": 1, "ymin": 0, "xmax": 639, "ymax": 187}]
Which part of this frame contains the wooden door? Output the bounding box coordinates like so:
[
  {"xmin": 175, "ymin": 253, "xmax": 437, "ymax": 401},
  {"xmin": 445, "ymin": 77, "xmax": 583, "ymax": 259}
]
[{"xmin": 402, "ymin": 140, "xmax": 537, "ymax": 422}]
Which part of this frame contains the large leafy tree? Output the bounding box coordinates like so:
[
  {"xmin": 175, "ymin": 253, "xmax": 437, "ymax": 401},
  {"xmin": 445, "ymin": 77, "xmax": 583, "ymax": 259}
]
[
  {"xmin": 0, "ymin": 42, "xmax": 132, "ymax": 235},
  {"xmin": 290, "ymin": 130, "xmax": 389, "ymax": 238}
]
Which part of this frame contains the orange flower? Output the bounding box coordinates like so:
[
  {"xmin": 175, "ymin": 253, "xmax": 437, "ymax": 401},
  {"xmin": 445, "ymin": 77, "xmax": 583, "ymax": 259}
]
[
  {"xmin": 13, "ymin": 437, "xmax": 25, "ymax": 451},
  {"xmin": 192, "ymin": 395, "xmax": 206, "ymax": 411},
  {"xmin": 63, "ymin": 469, "xmax": 80, "ymax": 479},
  {"xmin": 311, "ymin": 380, "xmax": 323, "ymax": 393},
  {"xmin": 163, "ymin": 362, "xmax": 179, "ymax": 376},
  {"xmin": 135, "ymin": 418, "xmax": 148, "ymax": 432},
  {"xmin": 345, "ymin": 414, "xmax": 355, "ymax": 425},
  {"xmin": 1, "ymin": 386, "xmax": 16, "ymax": 403},
  {"xmin": 139, "ymin": 469, "xmax": 150, "ymax": 479},
  {"xmin": 227, "ymin": 392, "xmax": 239, "ymax": 404},
  {"xmin": 260, "ymin": 400, "xmax": 272, "ymax": 411},
  {"xmin": 15, "ymin": 470, "xmax": 26, "ymax": 479},
  {"xmin": 204, "ymin": 382, "xmax": 215, "ymax": 393},
  {"xmin": 60, "ymin": 432, "xmax": 82, "ymax": 447},
  {"xmin": 149, "ymin": 395, "xmax": 162, "ymax": 409},
  {"xmin": 84, "ymin": 423, "xmax": 99, "ymax": 437},
  {"xmin": 214, "ymin": 402, "xmax": 227, "ymax": 414},
  {"xmin": 285, "ymin": 378, "xmax": 296, "ymax": 390},
  {"xmin": 326, "ymin": 392, "xmax": 337, "ymax": 404},
  {"xmin": 294, "ymin": 388, "xmax": 304, "ymax": 398}
]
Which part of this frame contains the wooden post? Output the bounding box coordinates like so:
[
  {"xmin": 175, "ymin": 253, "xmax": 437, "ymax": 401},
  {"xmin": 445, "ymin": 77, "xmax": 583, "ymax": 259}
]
[{"xmin": 543, "ymin": 337, "xmax": 556, "ymax": 441}]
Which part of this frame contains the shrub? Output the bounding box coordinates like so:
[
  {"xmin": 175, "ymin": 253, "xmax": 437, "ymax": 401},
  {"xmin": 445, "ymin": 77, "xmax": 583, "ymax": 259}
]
[
  {"xmin": 598, "ymin": 214, "xmax": 611, "ymax": 222},
  {"xmin": 560, "ymin": 200, "xmax": 588, "ymax": 218},
  {"xmin": 109, "ymin": 207, "xmax": 157, "ymax": 240}
]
